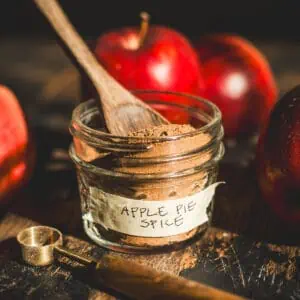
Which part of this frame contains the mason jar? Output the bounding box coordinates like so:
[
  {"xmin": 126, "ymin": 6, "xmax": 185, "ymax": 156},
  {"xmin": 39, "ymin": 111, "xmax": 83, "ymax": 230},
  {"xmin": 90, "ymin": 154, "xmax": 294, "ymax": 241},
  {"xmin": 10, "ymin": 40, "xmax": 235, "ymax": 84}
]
[{"xmin": 69, "ymin": 91, "xmax": 224, "ymax": 253}]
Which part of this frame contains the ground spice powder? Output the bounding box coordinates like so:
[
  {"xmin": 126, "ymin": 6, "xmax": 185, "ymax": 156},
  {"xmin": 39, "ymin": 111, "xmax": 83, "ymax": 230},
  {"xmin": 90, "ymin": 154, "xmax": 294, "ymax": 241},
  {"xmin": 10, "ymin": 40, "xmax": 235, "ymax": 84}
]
[{"xmin": 90, "ymin": 124, "xmax": 213, "ymax": 249}]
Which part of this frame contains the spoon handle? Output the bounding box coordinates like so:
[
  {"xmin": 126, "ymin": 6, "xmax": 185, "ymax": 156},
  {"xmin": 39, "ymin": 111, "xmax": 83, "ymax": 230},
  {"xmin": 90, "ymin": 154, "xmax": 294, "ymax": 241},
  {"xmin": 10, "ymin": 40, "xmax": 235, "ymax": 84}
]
[
  {"xmin": 34, "ymin": 0, "xmax": 169, "ymax": 135},
  {"xmin": 33, "ymin": 0, "xmax": 120, "ymax": 101}
]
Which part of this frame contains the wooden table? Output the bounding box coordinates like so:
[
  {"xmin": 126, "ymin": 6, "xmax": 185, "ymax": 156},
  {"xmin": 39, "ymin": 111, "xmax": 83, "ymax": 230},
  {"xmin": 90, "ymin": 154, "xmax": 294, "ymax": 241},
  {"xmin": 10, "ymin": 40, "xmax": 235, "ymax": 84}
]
[{"xmin": 0, "ymin": 38, "xmax": 300, "ymax": 299}]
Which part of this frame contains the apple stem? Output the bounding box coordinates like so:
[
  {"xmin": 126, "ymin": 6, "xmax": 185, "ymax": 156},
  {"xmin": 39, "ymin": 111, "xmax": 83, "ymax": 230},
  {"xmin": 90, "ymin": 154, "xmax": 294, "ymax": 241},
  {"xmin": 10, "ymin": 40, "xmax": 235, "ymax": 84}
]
[{"xmin": 138, "ymin": 12, "xmax": 150, "ymax": 48}]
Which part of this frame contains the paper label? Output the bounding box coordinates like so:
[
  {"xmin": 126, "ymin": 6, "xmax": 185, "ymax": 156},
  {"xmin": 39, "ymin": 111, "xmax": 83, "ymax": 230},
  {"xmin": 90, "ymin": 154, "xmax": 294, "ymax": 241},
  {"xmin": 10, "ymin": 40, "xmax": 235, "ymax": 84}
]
[{"xmin": 83, "ymin": 182, "xmax": 223, "ymax": 237}]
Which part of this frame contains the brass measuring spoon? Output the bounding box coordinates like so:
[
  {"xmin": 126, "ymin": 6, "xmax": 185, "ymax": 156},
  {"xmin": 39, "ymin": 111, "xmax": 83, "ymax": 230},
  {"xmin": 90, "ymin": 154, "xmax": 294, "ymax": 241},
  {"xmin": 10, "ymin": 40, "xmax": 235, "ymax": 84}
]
[{"xmin": 17, "ymin": 225, "xmax": 244, "ymax": 300}]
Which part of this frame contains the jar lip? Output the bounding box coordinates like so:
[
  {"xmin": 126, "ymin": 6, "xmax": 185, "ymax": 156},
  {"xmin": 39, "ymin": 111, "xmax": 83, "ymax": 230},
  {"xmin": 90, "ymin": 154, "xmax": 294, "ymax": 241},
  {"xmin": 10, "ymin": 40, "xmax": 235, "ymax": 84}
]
[{"xmin": 70, "ymin": 90, "xmax": 222, "ymax": 142}]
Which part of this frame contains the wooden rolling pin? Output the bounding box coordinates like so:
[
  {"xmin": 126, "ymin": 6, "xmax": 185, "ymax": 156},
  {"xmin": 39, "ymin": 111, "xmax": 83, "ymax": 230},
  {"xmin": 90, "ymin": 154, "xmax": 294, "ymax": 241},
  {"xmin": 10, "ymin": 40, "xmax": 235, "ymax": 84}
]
[{"xmin": 92, "ymin": 253, "xmax": 246, "ymax": 300}]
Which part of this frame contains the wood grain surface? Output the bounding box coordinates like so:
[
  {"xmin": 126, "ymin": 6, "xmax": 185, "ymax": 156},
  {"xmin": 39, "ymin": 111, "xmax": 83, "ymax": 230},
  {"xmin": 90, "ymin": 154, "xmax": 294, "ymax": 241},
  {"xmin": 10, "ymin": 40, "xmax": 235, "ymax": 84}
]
[{"xmin": 0, "ymin": 38, "xmax": 300, "ymax": 299}]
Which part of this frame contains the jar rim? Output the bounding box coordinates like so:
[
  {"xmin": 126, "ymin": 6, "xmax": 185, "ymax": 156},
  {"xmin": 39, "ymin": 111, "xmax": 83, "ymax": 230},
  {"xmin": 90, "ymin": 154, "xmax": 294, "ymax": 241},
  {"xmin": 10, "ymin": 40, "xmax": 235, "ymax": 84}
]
[{"xmin": 70, "ymin": 90, "xmax": 222, "ymax": 142}]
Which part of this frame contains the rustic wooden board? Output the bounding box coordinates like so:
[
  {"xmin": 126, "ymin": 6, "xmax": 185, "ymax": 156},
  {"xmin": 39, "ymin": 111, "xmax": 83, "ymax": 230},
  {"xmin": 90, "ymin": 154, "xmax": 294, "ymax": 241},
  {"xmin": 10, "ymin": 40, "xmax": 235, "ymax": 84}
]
[{"xmin": 0, "ymin": 38, "xmax": 300, "ymax": 299}]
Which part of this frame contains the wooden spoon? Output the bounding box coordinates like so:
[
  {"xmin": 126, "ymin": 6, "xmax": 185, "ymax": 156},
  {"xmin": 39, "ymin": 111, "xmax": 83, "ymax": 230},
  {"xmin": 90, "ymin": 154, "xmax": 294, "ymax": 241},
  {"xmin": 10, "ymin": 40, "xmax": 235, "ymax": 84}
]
[{"xmin": 34, "ymin": 0, "xmax": 169, "ymax": 136}]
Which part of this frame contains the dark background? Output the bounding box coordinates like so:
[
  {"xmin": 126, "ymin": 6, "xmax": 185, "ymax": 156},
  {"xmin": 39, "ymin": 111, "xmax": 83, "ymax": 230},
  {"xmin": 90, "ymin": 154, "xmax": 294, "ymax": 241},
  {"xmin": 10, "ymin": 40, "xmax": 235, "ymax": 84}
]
[{"xmin": 2, "ymin": 0, "xmax": 300, "ymax": 41}]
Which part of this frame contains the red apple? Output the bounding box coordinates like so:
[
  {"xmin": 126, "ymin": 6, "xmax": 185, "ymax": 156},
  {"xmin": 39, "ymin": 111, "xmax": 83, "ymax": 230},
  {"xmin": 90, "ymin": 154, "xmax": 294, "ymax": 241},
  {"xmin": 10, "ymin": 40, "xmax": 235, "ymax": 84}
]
[
  {"xmin": 194, "ymin": 34, "xmax": 278, "ymax": 138},
  {"xmin": 91, "ymin": 13, "xmax": 204, "ymax": 124},
  {"xmin": 257, "ymin": 85, "xmax": 300, "ymax": 224},
  {"xmin": 0, "ymin": 85, "xmax": 34, "ymax": 203}
]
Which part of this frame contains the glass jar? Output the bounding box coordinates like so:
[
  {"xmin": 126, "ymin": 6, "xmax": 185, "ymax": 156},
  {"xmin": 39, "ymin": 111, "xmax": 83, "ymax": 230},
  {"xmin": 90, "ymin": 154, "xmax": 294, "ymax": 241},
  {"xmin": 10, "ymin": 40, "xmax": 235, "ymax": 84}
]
[{"xmin": 69, "ymin": 91, "xmax": 224, "ymax": 253}]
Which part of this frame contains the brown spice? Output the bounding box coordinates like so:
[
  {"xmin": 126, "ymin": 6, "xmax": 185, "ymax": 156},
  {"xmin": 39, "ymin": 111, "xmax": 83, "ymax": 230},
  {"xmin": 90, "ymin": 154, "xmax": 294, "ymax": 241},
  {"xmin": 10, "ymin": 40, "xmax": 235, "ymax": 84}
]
[
  {"xmin": 128, "ymin": 124, "xmax": 195, "ymax": 138},
  {"xmin": 265, "ymin": 259, "xmax": 296, "ymax": 280},
  {"xmin": 264, "ymin": 243, "xmax": 299, "ymax": 281},
  {"xmin": 115, "ymin": 237, "xmax": 199, "ymax": 275},
  {"xmin": 90, "ymin": 124, "xmax": 213, "ymax": 248},
  {"xmin": 265, "ymin": 260, "xmax": 286, "ymax": 277},
  {"xmin": 267, "ymin": 244, "xmax": 300, "ymax": 258},
  {"xmin": 286, "ymin": 260, "xmax": 297, "ymax": 280}
]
